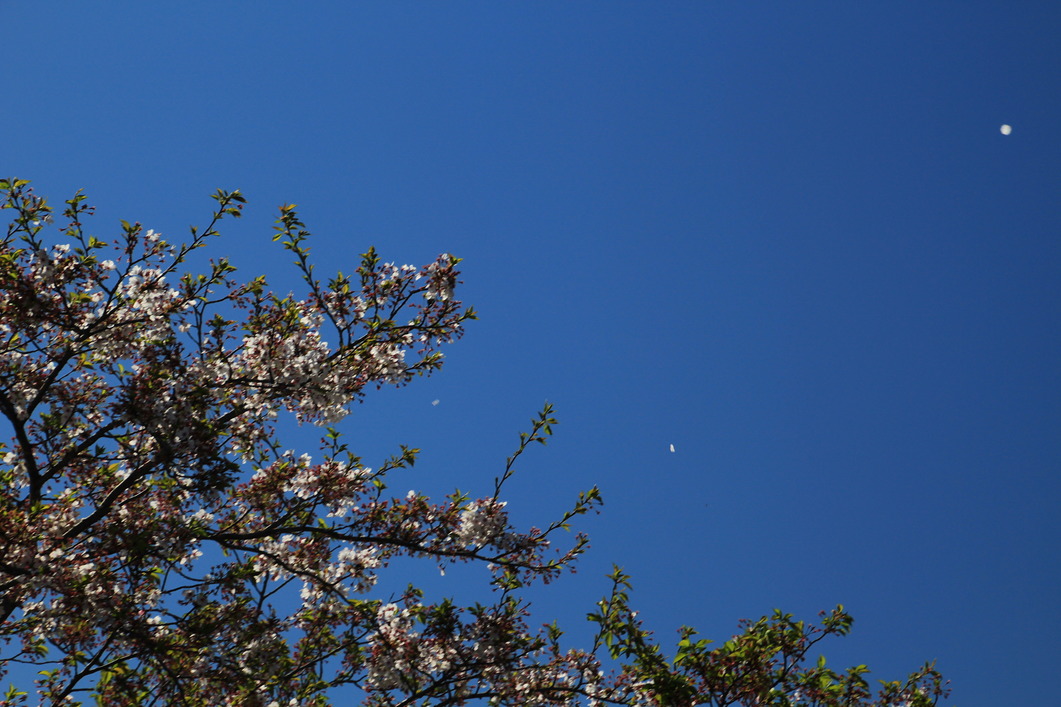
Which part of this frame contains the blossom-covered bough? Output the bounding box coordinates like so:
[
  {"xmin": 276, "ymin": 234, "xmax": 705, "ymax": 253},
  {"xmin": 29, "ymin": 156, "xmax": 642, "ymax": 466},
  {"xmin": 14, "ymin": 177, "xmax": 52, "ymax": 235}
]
[{"xmin": 0, "ymin": 179, "xmax": 949, "ymax": 706}]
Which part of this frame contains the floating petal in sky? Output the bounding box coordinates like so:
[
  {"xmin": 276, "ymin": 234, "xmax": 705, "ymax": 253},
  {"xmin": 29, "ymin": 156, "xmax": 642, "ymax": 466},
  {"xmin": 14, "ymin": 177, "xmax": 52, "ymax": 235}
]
[
  {"xmin": 1000, "ymin": 124, "xmax": 1012, "ymax": 135},
  {"xmin": 431, "ymin": 399, "xmax": 440, "ymax": 406},
  {"xmin": 669, "ymin": 443, "xmax": 675, "ymax": 453}
]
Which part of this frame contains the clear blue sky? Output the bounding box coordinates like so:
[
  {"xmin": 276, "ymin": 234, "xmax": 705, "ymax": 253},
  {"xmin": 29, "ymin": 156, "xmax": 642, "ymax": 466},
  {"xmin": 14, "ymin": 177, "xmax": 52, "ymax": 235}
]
[{"xmin": 4, "ymin": 3, "xmax": 1059, "ymax": 704}]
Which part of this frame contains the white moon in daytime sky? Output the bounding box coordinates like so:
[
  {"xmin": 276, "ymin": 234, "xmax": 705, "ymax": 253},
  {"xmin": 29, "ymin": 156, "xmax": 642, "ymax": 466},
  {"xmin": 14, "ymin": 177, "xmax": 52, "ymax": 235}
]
[{"xmin": 1000, "ymin": 124, "xmax": 1012, "ymax": 135}]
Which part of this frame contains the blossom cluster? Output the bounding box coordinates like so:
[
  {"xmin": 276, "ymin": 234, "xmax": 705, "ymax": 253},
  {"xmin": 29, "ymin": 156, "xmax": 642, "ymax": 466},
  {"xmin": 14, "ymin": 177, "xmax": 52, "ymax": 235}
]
[{"xmin": 0, "ymin": 182, "xmax": 603, "ymax": 705}]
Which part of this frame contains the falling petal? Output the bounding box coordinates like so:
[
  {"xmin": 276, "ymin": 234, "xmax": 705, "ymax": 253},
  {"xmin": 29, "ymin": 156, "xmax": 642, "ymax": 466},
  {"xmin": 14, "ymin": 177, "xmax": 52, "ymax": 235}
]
[
  {"xmin": 1000, "ymin": 124, "xmax": 1012, "ymax": 135},
  {"xmin": 431, "ymin": 399, "xmax": 440, "ymax": 406},
  {"xmin": 669, "ymin": 444, "xmax": 675, "ymax": 453}
]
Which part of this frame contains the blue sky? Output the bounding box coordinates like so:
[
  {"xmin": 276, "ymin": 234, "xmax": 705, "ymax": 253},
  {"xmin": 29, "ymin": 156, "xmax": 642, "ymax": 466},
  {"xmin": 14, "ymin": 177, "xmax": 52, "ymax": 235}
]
[{"xmin": 4, "ymin": 2, "xmax": 1059, "ymax": 704}]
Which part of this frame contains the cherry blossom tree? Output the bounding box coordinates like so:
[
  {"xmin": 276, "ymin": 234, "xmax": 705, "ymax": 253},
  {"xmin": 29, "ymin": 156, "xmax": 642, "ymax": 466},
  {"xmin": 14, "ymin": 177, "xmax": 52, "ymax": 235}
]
[{"xmin": 0, "ymin": 179, "xmax": 949, "ymax": 706}]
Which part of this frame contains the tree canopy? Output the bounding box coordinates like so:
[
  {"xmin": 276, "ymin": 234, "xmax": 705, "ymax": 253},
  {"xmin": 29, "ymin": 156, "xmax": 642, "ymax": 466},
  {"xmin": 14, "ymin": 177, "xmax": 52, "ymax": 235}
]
[{"xmin": 0, "ymin": 179, "xmax": 948, "ymax": 706}]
